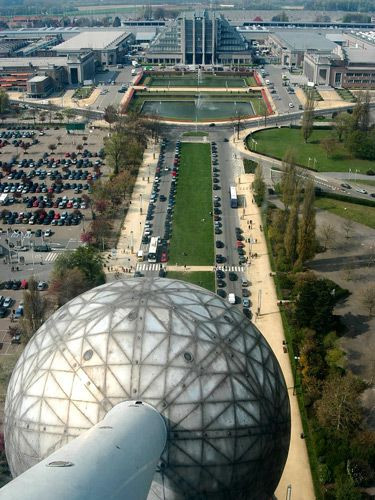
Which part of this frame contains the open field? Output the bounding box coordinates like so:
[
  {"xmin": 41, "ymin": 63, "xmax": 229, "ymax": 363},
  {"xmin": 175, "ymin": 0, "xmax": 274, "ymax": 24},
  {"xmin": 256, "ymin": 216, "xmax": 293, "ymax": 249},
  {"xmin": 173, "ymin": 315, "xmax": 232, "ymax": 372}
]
[
  {"xmin": 249, "ymin": 128, "xmax": 375, "ymax": 173},
  {"xmin": 356, "ymin": 179, "xmax": 375, "ymax": 187},
  {"xmin": 166, "ymin": 271, "xmax": 215, "ymax": 292},
  {"xmin": 315, "ymin": 198, "xmax": 375, "ymax": 229},
  {"xmin": 168, "ymin": 143, "xmax": 213, "ymax": 265}
]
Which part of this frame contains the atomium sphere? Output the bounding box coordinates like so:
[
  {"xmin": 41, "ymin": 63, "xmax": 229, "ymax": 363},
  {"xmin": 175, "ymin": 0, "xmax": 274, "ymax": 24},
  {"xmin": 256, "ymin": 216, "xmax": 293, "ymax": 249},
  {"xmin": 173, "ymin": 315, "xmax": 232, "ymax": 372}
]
[{"xmin": 4, "ymin": 278, "xmax": 290, "ymax": 500}]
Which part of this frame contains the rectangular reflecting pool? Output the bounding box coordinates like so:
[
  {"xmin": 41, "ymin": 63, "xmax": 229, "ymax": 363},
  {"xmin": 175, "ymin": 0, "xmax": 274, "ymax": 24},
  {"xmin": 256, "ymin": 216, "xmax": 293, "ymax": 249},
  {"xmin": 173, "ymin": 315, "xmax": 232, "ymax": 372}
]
[{"xmin": 140, "ymin": 100, "xmax": 255, "ymax": 121}]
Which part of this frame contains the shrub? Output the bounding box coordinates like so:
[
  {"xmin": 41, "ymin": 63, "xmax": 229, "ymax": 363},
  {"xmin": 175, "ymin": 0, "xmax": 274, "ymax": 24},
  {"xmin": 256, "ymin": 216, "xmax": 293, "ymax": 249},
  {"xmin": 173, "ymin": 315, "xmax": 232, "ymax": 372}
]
[{"xmin": 366, "ymin": 169, "xmax": 375, "ymax": 176}]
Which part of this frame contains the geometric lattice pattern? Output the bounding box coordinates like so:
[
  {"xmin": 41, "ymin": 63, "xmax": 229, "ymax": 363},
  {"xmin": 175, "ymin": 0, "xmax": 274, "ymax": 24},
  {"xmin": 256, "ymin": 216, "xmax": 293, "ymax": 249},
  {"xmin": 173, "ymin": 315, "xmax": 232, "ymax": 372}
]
[{"xmin": 4, "ymin": 278, "xmax": 290, "ymax": 500}]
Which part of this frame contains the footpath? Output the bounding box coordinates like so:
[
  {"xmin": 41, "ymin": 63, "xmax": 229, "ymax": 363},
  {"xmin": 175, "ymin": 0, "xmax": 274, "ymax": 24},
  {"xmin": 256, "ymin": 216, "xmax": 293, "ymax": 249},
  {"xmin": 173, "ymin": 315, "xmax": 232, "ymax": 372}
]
[
  {"xmin": 103, "ymin": 141, "xmax": 159, "ymax": 277},
  {"xmin": 235, "ymin": 173, "xmax": 315, "ymax": 499}
]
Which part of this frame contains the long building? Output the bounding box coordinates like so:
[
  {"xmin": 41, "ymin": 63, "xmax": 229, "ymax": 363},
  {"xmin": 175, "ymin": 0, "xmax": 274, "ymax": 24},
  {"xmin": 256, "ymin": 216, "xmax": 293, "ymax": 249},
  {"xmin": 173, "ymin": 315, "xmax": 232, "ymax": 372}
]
[
  {"xmin": 304, "ymin": 33, "xmax": 375, "ymax": 89},
  {"xmin": 145, "ymin": 9, "xmax": 251, "ymax": 66}
]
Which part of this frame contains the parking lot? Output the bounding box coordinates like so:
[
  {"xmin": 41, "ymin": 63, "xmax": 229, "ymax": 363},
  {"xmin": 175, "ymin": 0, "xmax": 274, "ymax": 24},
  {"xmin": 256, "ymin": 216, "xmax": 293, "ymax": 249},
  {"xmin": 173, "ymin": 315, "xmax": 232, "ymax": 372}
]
[{"xmin": 0, "ymin": 123, "xmax": 109, "ymax": 330}]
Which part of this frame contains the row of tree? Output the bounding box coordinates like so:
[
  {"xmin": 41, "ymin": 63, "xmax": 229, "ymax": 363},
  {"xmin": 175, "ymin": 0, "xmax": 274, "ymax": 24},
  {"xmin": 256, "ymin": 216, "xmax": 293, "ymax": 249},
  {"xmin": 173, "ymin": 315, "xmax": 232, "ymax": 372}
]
[
  {"xmin": 269, "ymin": 152, "xmax": 316, "ymax": 270},
  {"xmin": 263, "ymin": 156, "xmax": 375, "ymax": 495}
]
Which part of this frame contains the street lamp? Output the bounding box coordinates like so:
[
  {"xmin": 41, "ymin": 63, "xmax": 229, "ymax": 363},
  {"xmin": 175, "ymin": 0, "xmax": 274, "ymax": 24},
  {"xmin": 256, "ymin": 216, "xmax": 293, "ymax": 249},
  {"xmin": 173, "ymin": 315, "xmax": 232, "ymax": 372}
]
[
  {"xmin": 293, "ymin": 356, "xmax": 300, "ymax": 395},
  {"xmin": 130, "ymin": 231, "xmax": 134, "ymax": 254}
]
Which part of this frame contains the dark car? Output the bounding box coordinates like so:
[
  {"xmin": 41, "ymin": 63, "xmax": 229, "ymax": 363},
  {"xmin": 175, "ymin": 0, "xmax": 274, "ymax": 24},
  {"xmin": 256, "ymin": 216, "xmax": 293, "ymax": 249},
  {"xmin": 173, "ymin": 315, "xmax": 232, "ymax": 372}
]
[
  {"xmin": 216, "ymin": 269, "xmax": 225, "ymax": 279},
  {"xmin": 229, "ymin": 272, "xmax": 238, "ymax": 281},
  {"xmin": 243, "ymin": 308, "xmax": 252, "ymax": 319},
  {"xmin": 217, "ymin": 280, "xmax": 226, "ymax": 288},
  {"xmin": 215, "ymin": 254, "xmax": 225, "ymax": 264},
  {"xmin": 215, "ymin": 240, "xmax": 224, "ymax": 248},
  {"xmin": 158, "ymin": 268, "xmax": 166, "ymax": 278},
  {"xmin": 217, "ymin": 289, "xmax": 226, "ymax": 298},
  {"xmin": 0, "ymin": 306, "xmax": 7, "ymax": 318},
  {"xmin": 242, "ymin": 288, "xmax": 250, "ymax": 297}
]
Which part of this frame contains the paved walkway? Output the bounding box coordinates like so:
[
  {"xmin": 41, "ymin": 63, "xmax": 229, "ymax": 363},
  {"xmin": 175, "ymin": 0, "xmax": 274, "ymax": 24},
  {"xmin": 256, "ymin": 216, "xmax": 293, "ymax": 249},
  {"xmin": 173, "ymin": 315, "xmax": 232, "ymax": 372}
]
[
  {"xmin": 235, "ymin": 176, "xmax": 315, "ymax": 500},
  {"xmin": 103, "ymin": 141, "xmax": 159, "ymax": 276}
]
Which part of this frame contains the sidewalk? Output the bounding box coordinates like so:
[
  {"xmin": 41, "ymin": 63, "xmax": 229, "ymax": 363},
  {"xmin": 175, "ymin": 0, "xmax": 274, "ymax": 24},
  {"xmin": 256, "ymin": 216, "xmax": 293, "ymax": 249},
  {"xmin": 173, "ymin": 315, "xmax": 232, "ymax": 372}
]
[
  {"xmin": 236, "ymin": 173, "xmax": 315, "ymax": 500},
  {"xmin": 103, "ymin": 141, "xmax": 159, "ymax": 277}
]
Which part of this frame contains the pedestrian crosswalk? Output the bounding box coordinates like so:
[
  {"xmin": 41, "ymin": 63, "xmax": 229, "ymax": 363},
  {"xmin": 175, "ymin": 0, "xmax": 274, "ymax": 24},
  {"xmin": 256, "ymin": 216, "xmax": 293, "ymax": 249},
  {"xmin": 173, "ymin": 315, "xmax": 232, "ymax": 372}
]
[
  {"xmin": 44, "ymin": 252, "xmax": 59, "ymax": 263},
  {"xmin": 135, "ymin": 263, "xmax": 245, "ymax": 273},
  {"xmin": 216, "ymin": 265, "xmax": 245, "ymax": 272},
  {"xmin": 136, "ymin": 263, "xmax": 164, "ymax": 272}
]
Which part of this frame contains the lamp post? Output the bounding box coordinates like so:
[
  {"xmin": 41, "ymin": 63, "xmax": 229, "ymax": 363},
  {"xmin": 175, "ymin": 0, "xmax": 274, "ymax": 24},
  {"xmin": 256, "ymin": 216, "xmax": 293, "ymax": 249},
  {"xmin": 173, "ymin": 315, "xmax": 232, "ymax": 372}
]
[
  {"xmin": 293, "ymin": 356, "xmax": 300, "ymax": 395},
  {"xmin": 130, "ymin": 231, "xmax": 134, "ymax": 254}
]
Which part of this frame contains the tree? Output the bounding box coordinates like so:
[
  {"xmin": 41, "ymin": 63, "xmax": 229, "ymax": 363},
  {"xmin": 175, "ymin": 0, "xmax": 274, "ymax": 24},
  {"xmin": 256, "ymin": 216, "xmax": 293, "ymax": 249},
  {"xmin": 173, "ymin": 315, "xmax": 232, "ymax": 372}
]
[
  {"xmin": 343, "ymin": 218, "xmax": 354, "ymax": 239},
  {"xmin": 49, "ymin": 267, "xmax": 91, "ymax": 306},
  {"xmin": 104, "ymin": 104, "xmax": 118, "ymax": 130},
  {"xmin": 63, "ymin": 108, "xmax": 75, "ymax": 124},
  {"xmin": 361, "ymin": 285, "xmax": 375, "ymax": 316},
  {"xmin": 320, "ymin": 136, "xmax": 338, "ymax": 158},
  {"xmin": 54, "ymin": 246, "xmax": 105, "ymax": 287},
  {"xmin": 19, "ymin": 277, "xmax": 48, "ymax": 343},
  {"xmin": 112, "ymin": 16, "xmax": 121, "ymax": 27},
  {"xmin": 154, "ymin": 7, "xmax": 166, "ymax": 19},
  {"xmin": 48, "ymin": 143, "xmax": 57, "ymax": 154},
  {"xmin": 315, "ymin": 372, "xmax": 365, "ymax": 433},
  {"xmin": 280, "ymin": 150, "xmax": 298, "ymax": 210},
  {"xmin": 0, "ymin": 91, "xmax": 9, "ymax": 114},
  {"xmin": 76, "ymin": 144, "xmax": 83, "ymax": 154},
  {"xmin": 272, "ymin": 11, "xmax": 289, "ymax": 21},
  {"xmin": 334, "ymin": 112, "xmax": 353, "ymax": 142},
  {"xmin": 39, "ymin": 112, "xmax": 46, "ymax": 124},
  {"xmin": 104, "ymin": 131, "xmax": 126, "ymax": 175},
  {"xmin": 284, "ymin": 192, "xmax": 299, "ymax": 266},
  {"xmin": 295, "ymin": 278, "xmax": 336, "ymax": 334},
  {"xmin": 252, "ymin": 165, "xmax": 265, "ymax": 206},
  {"xmin": 320, "ymin": 222, "xmax": 336, "ymax": 250},
  {"xmin": 301, "ymin": 90, "xmax": 315, "ymax": 143},
  {"xmin": 297, "ymin": 180, "xmax": 316, "ymax": 265}
]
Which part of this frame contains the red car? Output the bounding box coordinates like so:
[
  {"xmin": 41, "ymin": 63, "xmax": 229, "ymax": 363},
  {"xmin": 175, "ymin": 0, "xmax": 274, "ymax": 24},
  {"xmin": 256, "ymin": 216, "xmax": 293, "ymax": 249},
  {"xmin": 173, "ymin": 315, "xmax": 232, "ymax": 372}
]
[
  {"xmin": 236, "ymin": 241, "xmax": 245, "ymax": 248},
  {"xmin": 161, "ymin": 251, "xmax": 168, "ymax": 263}
]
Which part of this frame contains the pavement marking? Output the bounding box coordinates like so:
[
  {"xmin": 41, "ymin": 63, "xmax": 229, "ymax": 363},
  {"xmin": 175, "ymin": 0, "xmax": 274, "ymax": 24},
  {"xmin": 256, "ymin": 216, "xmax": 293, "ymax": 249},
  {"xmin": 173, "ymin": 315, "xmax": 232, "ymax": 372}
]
[
  {"xmin": 44, "ymin": 252, "xmax": 59, "ymax": 263},
  {"xmin": 136, "ymin": 263, "xmax": 164, "ymax": 271},
  {"xmin": 217, "ymin": 265, "xmax": 245, "ymax": 272}
]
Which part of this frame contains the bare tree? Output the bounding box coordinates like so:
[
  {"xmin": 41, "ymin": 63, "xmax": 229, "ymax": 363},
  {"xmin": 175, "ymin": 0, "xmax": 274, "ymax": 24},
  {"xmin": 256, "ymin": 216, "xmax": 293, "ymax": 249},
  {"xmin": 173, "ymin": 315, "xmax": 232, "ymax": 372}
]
[
  {"xmin": 361, "ymin": 285, "xmax": 375, "ymax": 316},
  {"xmin": 19, "ymin": 277, "xmax": 49, "ymax": 343},
  {"xmin": 343, "ymin": 218, "xmax": 354, "ymax": 239},
  {"xmin": 301, "ymin": 90, "xmax": 315, "ymax": 143},
  {"xmin": 320, "ymin": 223, "xmax": 336, "ymax": 250}
]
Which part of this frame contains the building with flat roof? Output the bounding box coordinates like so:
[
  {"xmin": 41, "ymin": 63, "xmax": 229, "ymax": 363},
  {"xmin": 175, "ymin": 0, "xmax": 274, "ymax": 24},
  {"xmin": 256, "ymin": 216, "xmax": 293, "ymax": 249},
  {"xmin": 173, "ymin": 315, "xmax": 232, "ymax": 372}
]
[
  {"xmin": 304, "ymin": 33, "xmax": 375, "ymax": 88},
  {"xmin": 268, "ymin": 30, "xmax": 337, "ymax": 67},
  {"xmin": 0, "ymin": 52, "xmax": 94, "ymax": 91},
  {"xmin": 145, "ymin": 9, "xmax": 251, "ymax": 66},
  {"xmin": 54, "ymin": 30, "xmax": 134, "ymax": 65}
]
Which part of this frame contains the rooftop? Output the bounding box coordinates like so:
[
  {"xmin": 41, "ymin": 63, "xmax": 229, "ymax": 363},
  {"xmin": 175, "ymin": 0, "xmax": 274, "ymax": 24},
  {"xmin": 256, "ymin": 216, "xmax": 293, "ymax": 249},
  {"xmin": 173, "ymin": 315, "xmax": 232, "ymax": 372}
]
[
  {"xmin": 27, "ymin": 75, "xmax": 49, "ymax": 83},
  {"xmin": 273, "ymin": 30, "xmax": 337, "ymax": 51},
  {"xmin": 54, "ymin": 30, "xmax": 130, "ymax": 52},
  {"xmin": 345, "ymin": 45, "xmax": 375, "ymax": 64},
  {"xmin": 0, "ymin": 56, "xmax": 67, "ymax": 68}
]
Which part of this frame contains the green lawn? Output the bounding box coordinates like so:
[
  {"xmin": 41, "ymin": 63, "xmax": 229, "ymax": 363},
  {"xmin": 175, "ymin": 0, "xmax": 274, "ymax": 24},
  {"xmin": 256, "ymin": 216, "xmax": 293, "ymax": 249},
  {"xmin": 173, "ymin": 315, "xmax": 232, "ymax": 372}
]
[
  {"xmin": 145, "ymin": 76, "xmax": 248, "ymax": 88},
  {"xmin": 315, "ymin": 198, "xmax": 375, "ymax": 229},
  {"xmin": 168, "ymin": 143, "xmax": 214, "ymax": 265},
  {"xmin": 166, "ymin": 271, "xmax": 215, "ymax": 292},
  {"xmin": 73, "ymin": 86, "xmax": 94, "ymax": 100},
  {"xmin": 249, "ymin": 128, "xmax": 375, "ymax": 174},
  {"xmin": 355, "ymin": 179, "xmax": 375, "ymax": 187}
]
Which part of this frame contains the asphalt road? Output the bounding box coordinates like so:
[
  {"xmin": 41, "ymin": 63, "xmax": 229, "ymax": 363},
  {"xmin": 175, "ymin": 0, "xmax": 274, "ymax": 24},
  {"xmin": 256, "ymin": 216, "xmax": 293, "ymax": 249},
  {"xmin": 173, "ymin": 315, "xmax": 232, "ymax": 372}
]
[
  {"xmin": 262, "ymin": 64, "xmax": 302, "ymax": 114},
  {"xmin": 136, "ymin": 126, "xmax": 249, "ymax": 309}
]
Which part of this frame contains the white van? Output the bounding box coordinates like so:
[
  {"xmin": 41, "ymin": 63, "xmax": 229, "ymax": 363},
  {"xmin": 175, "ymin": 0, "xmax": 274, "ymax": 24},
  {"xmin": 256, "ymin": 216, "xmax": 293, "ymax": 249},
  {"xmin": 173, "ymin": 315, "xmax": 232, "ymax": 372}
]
[
  {"xmin": 137, "ymin": 250, "xmax": 144, "ymax": 262},
  {"xmin": 228, "ymin": 293, "xmax": 236, "ymax": 305}
]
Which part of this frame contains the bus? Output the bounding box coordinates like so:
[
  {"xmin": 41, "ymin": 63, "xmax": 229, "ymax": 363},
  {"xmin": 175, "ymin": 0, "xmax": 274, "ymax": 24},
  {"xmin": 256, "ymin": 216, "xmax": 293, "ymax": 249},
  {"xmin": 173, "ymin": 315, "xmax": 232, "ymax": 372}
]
[
  {"xmin": 230, "ymin": 186, "xmax": 238, "ymax": 208},
  {"xmin": 148, "ymin": 236, "xmax": 160, "ymax": 263}
]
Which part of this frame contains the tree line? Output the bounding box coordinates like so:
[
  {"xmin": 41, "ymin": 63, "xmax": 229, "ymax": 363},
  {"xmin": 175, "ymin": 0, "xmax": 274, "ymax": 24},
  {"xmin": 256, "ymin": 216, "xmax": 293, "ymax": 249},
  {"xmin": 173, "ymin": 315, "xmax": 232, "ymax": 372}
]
[{"xmin": 264, "ymin": 159, "xmax": 375, "ymax": 497}]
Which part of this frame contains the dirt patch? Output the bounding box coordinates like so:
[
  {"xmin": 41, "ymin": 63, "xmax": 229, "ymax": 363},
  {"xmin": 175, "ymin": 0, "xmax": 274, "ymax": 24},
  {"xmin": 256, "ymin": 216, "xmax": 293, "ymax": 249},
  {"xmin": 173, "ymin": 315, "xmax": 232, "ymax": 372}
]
[{"xmin": 309, "ymin": 208, "xmax": 375, "ymax": 427}]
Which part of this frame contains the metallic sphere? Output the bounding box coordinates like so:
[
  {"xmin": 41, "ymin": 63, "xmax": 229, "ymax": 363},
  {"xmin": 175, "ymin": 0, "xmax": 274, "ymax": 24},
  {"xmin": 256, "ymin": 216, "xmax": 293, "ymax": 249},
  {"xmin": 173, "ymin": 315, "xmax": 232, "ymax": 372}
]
[{"xmin": 4, "ymin": 278, "xmax": 290, "ymax": 499}]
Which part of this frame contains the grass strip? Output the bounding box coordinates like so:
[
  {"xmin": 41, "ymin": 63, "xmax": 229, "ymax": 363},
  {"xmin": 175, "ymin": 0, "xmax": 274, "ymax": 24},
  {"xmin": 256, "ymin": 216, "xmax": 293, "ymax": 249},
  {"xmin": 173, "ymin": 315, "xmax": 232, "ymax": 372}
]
[
  {"xmin": 168, "ymin": 143, "xmax": 214, "ymax": 266},
  {"xmin": 166, "ymin": 271, "xmax": 215, "ymax": 292}
]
